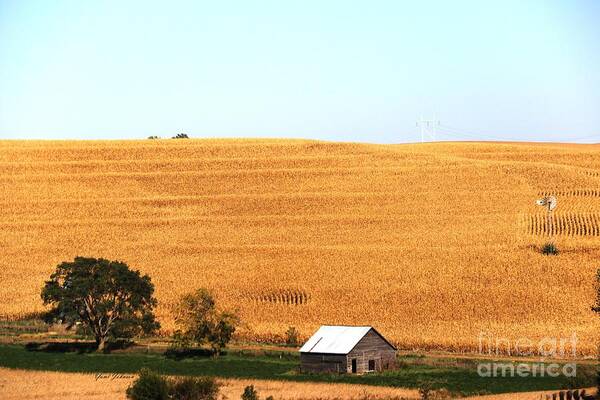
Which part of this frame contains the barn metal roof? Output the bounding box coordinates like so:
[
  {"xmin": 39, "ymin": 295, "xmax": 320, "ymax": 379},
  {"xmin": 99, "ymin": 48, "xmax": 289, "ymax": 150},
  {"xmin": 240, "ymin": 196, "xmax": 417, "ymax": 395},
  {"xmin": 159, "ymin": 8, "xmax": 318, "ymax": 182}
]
[{"xmin": 299, "ymin": 325, "xmax": 373, "ymax": 354}]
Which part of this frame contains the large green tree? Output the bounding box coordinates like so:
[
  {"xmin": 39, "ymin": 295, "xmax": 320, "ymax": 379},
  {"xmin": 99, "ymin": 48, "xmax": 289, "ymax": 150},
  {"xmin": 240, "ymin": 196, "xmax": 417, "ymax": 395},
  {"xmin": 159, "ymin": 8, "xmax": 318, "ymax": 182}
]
[
  {"xmin": 41, "ymin": 257, "xmax": 159, "ymax": 352},
  {"xmin": 173, "ymin": 288, "xmax": 238, "ymax": 356}
]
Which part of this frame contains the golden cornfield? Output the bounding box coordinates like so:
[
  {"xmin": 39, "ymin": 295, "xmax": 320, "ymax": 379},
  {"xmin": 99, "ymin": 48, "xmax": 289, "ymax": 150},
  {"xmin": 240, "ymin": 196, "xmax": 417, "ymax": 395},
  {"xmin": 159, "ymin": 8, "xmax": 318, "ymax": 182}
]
[{"xmin": 1, "ymin": 139, "xmax": 599, "ymax": 354}]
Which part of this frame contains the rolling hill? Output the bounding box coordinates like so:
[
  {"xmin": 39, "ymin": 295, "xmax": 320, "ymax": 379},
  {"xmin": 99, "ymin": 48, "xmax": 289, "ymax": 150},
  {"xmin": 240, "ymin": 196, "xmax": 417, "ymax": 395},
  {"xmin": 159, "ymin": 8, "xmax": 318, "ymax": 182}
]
[{"xmin": 1, "ymin": 139, "xmax": 599, "ymax": 354}]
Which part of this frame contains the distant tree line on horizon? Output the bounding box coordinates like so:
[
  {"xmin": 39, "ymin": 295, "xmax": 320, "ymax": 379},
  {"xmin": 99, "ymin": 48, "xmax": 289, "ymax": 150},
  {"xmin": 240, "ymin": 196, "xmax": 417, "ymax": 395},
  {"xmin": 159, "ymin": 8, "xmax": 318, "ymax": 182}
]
[{"xmin": 147, "ymin": 133, "xmax": 189, "ymax": 139}]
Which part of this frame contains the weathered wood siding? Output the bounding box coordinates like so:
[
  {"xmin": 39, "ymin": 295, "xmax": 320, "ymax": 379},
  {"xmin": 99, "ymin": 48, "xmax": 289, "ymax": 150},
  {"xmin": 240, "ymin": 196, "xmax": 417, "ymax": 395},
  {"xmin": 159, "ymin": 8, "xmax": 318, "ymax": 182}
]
[
  {"xmin": 300, "ymin": 353, "xmax": 347, "ymax": 373},
  {"xmin": 300, "ymin": 329, "xmax": 396, "ymax": 374},
  {"xmin": 346, "ymin": 329, "xmax": 396, "ymax": 373}
]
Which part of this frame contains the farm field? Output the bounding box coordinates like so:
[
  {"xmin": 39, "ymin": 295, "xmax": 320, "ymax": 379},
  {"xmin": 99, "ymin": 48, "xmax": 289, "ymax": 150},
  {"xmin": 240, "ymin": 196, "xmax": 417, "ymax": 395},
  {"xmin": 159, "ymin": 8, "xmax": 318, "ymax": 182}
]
[
  {"xmin": 1, "ymin": 367, "xmax": 593, "ymax": 400},
  {"xmin": 0, "ymin": 367, "xmax": 419, "ymax": 400},
  {"xmin": 0, "ymin": 139, "xmax": 599, "ymax": 354}
]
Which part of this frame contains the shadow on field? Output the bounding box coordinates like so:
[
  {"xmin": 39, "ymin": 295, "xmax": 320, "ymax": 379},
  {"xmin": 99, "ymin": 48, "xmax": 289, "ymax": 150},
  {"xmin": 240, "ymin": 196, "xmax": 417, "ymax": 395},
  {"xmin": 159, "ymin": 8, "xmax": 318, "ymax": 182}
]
[
  {"xmin": 25, "ymin": 339, "xmax": 134, "ymax": 354},
  {"xmin": 165, "ymin": 347, "xmax": 215, "ymax": 360}
]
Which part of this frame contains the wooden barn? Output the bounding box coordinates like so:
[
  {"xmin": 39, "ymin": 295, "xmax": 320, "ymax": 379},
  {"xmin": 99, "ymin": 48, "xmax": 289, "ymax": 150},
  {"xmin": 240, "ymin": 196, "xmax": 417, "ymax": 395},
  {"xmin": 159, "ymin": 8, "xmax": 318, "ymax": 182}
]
[{"xmin": 299, "ymin": 325, "xmax": 396, "ymax": 374}]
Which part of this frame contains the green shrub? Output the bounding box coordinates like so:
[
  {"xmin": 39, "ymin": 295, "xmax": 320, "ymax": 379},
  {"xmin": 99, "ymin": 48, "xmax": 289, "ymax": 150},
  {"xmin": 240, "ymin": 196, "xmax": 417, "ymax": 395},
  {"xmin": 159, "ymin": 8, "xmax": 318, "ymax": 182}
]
[
  {"xmin": 541, "ymin": 242, "xmax": 559, "ymax": 255},
  {"xmin": 127, "ymin": 370, "xmax": 220, "ymax": 400},
  {"xmin": 241, "ymin": 385, "xmax": 259, "ymax": 400},
  {"xmin": 285, "ymin": 326, "xmax": 299, "ymax": 346},
  {"xmin": 126, "ymin": 368, "xmax": 169, "ymax": 400},
  {"xmin": 170, "ymin": 376, "xmax": 220, "ymax": 400},
  {"xmin": 418, "ymin": 381, "xmax": 433, "ymax": 400},
  {"xmin": 418, "ymin": 380, "xmax": 452, "ymax": 400}
]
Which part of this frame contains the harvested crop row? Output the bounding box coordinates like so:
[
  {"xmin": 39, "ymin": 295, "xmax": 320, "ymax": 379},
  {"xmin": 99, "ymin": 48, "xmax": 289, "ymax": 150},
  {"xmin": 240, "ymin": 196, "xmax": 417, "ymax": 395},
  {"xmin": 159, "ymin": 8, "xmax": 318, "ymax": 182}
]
[{"xmin": 526, "ymin": 212, "xmax": 600, "ymax": 236}]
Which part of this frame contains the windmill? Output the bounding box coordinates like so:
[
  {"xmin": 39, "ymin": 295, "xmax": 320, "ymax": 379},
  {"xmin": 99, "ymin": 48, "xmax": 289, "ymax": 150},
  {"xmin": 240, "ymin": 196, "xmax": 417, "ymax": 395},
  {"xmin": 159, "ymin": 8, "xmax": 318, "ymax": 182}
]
[{"xmin": 535, "ymin": 195, "xmax": 557, "ymax": 241}]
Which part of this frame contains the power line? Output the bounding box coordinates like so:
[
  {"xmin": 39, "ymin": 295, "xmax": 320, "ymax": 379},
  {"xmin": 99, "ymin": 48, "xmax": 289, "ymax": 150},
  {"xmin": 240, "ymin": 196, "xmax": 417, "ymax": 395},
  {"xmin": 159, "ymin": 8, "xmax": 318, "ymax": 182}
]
[
  {"xmin": 439, "ymin": 124, "xmax": 599, "ymax": 143},
  {"xmin": 563, "ymin": 132, "xmax": 599, "ymax": 142},
  {"xmin": 414, "ymin": 119, "xmax": 599, "ymax": 144},
  {"xmin": 440, "ymin": 124, "xmax": 523, "ymax": 141},
  {"xmin": 437, "ymin": 125, "xmax": 512, "ymax": 142}
]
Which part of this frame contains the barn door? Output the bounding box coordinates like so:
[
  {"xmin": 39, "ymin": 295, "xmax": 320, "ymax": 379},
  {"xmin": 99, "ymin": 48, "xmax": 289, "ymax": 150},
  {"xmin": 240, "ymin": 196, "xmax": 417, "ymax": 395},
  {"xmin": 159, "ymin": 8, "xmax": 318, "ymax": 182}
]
[{"xmin": 351, "ymin": 358, "xmax": 357, "ymax": 373}]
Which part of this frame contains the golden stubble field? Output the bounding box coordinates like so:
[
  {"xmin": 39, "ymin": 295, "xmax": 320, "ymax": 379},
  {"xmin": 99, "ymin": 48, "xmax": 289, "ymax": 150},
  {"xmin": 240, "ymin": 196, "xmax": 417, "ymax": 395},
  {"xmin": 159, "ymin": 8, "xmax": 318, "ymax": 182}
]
[
  {"xmin": 0, "ymin": 368, "xmax": 420, "ymax": 400},
  {"xmin": 2, "ymin": 367, "xmax": 588, "ymax": 400},
  {"xmin": 0, "ymin": 139, "xmax": 599, "ymax": 354},
  {"xmin": 0, "ymin": 368, "xmax": 594, "ymax": 400}
]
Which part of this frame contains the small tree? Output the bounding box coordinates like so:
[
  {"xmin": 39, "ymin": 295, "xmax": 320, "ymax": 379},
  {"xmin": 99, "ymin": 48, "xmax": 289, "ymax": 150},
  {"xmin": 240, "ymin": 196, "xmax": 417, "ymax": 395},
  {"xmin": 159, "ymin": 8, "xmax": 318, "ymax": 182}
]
[
  {"xmin": 206, "ymin": 310, "xmax": 238, "ymax": 355},
  {"xmin": 41, "ymin": 257, "xmax": 159, "ymax": 352},
  {"xmin": 285, "ymin": 326, "xmax": 299, "ymax": 347},
  {"xmin": 173, "ymin": 288, "xmax": 239, "ymax": 356}
]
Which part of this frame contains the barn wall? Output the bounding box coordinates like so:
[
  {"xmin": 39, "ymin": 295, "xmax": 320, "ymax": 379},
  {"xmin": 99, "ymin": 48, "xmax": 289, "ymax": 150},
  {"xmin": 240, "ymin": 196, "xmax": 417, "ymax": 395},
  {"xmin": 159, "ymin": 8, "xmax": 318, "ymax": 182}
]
[
  {"xmin": 300, "ymin": 353, "xmax": 347, "ymax": 373},
  {"xmin": 346, "ymin": 329, "xmax": 396, "ymax": 373}
]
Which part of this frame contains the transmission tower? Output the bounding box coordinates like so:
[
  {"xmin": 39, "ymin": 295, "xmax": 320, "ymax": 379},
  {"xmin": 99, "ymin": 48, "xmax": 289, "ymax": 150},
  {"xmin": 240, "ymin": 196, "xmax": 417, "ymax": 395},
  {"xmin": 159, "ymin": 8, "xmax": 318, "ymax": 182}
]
[{"xmin": 416, "ymin": 116, "xmax": 440, "ymax": 142}]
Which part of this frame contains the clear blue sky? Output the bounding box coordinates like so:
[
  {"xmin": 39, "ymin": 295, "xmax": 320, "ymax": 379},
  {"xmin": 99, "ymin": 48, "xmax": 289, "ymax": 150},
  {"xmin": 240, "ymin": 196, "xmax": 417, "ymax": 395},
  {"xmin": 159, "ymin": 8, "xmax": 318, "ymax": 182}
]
[{"xmin": 1, "ymin": 0, "xmax": 599, "ymax": 143}]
